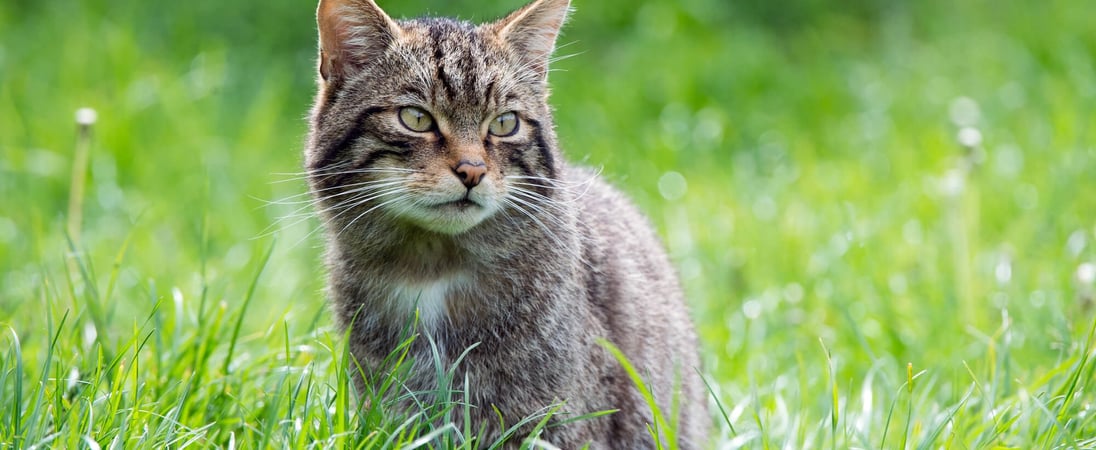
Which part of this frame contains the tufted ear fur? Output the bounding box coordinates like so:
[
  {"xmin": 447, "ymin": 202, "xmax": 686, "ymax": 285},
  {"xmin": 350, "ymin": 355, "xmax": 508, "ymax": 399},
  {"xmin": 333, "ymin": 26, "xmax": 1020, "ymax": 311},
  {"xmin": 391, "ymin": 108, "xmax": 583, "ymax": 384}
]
[
  {"xmin": 316, "ymin": 0, "xmax": 401, "ymax": 83},
  {"xmin": 489, "ymin": 0, "xmax": 571, "ymax": 82}
]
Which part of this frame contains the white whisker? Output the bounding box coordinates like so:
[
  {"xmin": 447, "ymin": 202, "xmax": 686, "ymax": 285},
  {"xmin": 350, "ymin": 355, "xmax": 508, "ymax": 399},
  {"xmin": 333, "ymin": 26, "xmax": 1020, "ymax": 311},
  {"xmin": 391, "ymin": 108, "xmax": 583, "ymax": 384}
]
[
  {"xmin": 335, "ymin": 194, "xmax": 410, "ymax": 240},
  {"xmin": 508, "ymin": 189, "xmax": 571, "ymax": 213},
  {"xmin": 270, "ymin": 160, "xmax": 356, "ymax": 177},
  {"xmin": 255, "ymin": 181, "xmax": 407, "ymax": 233},
  {"xmin": 270, "ymin": 167, "xmax": 418, "ymax": 184},
  {"xmin": 254, "ymin": 184, "xmax": 407, "ymax": 240},
  {"xmin": 259, "ymin": 178, "xmax": 406, "ymax": 207},
  {"xmin": 502, "ymin": 197, "xmax": 568, "ymax": 251},
  {"xmin": 281, "ymin": 188, "xmax": 410, "ymax": 250}
]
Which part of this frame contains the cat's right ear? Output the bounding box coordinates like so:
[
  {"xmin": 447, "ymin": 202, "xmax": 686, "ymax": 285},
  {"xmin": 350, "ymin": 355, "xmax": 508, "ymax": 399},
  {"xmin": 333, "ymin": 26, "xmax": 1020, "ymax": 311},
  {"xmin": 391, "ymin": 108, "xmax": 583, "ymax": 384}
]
[
  {"xmin": 489, "ymin": 0, "xmax": 571, "ymax": 82},
  {"xmin": 316, "ymin": 0, "xmax": 401, "ymax": 83}
]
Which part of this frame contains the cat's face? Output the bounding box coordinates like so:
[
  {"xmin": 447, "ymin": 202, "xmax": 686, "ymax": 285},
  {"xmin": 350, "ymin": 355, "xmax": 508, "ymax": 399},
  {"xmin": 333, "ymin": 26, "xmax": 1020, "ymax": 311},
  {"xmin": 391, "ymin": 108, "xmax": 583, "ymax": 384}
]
[{"xmin": 306, "ymin": 0, "xmax": 569, "ymax": 236}]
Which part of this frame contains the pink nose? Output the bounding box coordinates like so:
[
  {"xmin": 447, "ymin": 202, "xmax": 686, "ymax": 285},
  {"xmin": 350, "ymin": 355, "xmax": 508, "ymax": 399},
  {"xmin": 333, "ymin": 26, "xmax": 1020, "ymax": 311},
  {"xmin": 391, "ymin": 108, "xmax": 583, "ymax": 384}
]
[{"xmin": 453, "ymin": 160, "xmax": 487, "ymax": 188}]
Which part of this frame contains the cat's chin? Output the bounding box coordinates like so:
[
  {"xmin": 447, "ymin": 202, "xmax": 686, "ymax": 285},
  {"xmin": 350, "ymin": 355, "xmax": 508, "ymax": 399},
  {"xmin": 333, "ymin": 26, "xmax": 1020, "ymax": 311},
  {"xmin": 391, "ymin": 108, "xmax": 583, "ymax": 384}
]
[{"xmin": 399, "ymin": 200, "xmax": 496, "ymax": 235}]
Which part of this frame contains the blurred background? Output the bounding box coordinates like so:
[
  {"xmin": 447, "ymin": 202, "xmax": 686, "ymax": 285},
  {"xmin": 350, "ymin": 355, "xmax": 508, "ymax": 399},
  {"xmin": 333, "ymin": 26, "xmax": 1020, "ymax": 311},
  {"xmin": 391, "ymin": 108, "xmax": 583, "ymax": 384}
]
[{"xmin": 1, "ymin": 0, "xmax": 1095, "ymax": 444}]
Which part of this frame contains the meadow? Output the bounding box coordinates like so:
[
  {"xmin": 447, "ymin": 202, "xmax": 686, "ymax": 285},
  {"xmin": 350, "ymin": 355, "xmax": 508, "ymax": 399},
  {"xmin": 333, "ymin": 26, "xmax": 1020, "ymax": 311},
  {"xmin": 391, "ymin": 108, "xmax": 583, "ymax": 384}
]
[{"xmin": 2, "ymin": 0, "xmax": 1095, "ymax": 447}]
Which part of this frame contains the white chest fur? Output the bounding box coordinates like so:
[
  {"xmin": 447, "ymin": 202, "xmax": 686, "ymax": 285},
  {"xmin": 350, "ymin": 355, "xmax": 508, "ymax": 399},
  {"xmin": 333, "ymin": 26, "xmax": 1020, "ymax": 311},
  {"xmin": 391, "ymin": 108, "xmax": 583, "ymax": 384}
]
[{"xmin": 386, "ymin": 275, "xmax": 467, "ymax": 330}]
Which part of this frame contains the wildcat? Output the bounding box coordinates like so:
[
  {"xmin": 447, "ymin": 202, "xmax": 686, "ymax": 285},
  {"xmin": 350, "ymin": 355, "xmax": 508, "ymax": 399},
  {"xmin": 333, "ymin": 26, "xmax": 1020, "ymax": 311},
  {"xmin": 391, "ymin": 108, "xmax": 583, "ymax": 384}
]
[{"xmin": 304, "ymin": 0, "xmax": 708, "ymax": 447}]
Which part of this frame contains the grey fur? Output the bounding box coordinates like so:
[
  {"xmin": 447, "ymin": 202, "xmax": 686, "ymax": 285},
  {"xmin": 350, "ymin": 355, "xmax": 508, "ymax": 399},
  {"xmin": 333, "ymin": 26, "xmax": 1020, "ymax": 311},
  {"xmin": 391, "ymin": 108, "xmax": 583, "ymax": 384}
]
[{"xmin": 305, "ymin": 0, "xmax": 709, "ymax": 447}]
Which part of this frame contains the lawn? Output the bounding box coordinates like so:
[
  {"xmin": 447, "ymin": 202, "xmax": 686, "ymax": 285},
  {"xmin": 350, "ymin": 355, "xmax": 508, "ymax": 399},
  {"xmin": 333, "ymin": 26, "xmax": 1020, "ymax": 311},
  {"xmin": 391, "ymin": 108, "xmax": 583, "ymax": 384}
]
[{"xmin": 1, "ymin": 0, "xmax": 1095, "ymax": 447}]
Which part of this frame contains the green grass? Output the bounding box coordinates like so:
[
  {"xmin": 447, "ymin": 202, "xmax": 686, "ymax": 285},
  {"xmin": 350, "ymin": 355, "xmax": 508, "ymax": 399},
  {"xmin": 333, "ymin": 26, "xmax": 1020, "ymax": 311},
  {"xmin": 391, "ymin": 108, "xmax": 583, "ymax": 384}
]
[{"xmin": 2, "ymin": 0, "xmax": 1096, "ymax": 447}]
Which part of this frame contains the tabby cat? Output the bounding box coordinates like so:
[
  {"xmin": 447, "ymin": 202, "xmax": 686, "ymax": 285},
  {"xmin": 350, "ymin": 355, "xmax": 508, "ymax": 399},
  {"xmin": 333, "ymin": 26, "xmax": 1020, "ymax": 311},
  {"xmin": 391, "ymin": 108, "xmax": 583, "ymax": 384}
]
[{"xmin": 305, "ymin": 0, "xmax": 708, "ymax": 447}]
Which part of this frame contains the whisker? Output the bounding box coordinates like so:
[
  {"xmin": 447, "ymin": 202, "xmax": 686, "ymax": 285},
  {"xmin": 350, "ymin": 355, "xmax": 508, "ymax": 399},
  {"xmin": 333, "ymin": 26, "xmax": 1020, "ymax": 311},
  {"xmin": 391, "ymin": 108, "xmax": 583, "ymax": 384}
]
[
  {"xmin": 505, "ymin": 180, "xmax": 596, "ymax": 203},
  {"xmin": 553, "ymin": 40, "xmax": 581, "ymax": 53},
  {"xmin": 549, "ymin": 50, "xmax": 585, "ymax": 65},
  {"xmin": 267, "ymin": 160, "xmax": 362, "ymax": 181},
  {"xmin": 312, "ymin": 185, "xmax": 408, "ymax": 222},
  {"xmin": 504, "ymin": 177, "xmax": 600, "ymax": 203},
  {"xmin": 254, "ymin": 181, "xmax": 406, "ymax": 232},
  {"xmin": 507, "ymin": 195, "xmax": 568, "ymax": 228},
  {"xmin": 508, "ymin": 188, "xmax": 572, "ymax": 213},
  {"xmin": 270, "ymin": 167, "xmax": 418, "ymax": 184},
  {"xmin": 503, "ymin": 194, "xmax": 598, "ymax": 272},
  {"xmin": 254, "ymin": 185, "xmax": 407, "ymax": 239},
  {"xmin": 258, "ymin": 179, "xmax": 406, "ymax": 207},
  {"xmin": 272, "ymin": 186, "xmax": 410, "ymax": 249},
  {"xmin": 335, "ymin": 194, "xmax": 410, "ymax": 240},
  {"xmin": 505, "ymin": 180, "xmax": 573, "ymax": 191},
  {"xmin": 501, "ymin": 198, "xmax": 568, "ymax": 251},
  {"xmin": 270, "ymin": 159, "xmax": 356, "ymax": 176},
  {"xmin": 506, "ymin": 192, "xmax": 564, "ymax": 222},
  {"xmin": 504, "ymin": 171, "xmax": 601, "ymax": 186}
]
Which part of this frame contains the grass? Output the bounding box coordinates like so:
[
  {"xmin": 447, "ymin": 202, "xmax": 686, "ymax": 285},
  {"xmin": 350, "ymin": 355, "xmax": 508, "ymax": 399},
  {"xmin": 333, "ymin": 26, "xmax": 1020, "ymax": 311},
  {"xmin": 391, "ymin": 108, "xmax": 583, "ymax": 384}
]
[{"xmin": 2, "ymin": 0, "xmax": 1096, "ymax": 447}]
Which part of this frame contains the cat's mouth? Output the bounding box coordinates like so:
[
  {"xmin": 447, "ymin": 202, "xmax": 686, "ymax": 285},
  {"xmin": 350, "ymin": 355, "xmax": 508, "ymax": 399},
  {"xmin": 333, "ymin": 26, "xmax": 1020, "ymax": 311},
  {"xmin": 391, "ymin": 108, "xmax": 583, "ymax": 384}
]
[
  {"xmin": 431, "ymin": 194, "xmax": 484, "ymax": 210},
  {"xmin": 396, "ymin": 194, "xmax": 495, "ymax": 235},
  {"xmin": 434, "ymin": 199, "xmax": 480, "ymax": 209}
]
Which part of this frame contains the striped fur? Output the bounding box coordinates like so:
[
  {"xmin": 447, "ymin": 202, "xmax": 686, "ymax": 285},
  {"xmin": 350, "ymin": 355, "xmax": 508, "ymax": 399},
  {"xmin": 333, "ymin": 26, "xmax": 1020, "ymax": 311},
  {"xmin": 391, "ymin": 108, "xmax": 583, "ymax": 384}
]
[{"xmin": 304, "ymin": 0, "xmax": 709, "ymax": 447}]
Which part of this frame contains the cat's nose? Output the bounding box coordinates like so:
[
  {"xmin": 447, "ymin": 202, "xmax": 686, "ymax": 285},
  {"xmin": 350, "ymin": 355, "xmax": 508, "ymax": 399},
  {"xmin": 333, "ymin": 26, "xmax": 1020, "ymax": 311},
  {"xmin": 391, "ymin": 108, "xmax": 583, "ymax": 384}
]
[{"xmin": 453, "ymin": 160, "xmax": 487, "ymax": 188}]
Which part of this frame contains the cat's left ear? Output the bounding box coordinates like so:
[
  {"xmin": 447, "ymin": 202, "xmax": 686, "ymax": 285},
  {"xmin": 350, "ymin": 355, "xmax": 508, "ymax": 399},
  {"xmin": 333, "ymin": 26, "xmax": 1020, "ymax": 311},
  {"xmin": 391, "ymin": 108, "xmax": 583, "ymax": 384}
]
[
  {"xmin": 317, "ymin": 0, "xmax": 402, "ymax": 83},
  {"xmin": 488, "ymin": 0, "xmax": 571, "ymax": 82}
]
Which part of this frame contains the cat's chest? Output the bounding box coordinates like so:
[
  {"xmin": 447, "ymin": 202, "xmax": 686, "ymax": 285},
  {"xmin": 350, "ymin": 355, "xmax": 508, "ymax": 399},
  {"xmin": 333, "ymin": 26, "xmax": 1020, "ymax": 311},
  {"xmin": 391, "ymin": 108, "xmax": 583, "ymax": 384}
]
[{"xmin": 384, "ymin": 275, "xmax": 470, "ymax": 330}]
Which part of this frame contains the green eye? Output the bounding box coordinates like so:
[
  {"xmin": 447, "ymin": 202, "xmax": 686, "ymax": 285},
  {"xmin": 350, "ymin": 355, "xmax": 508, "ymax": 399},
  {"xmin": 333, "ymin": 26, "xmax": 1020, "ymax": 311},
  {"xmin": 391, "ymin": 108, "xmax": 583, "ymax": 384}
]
[
  {"xmin": 398, "ymin": 106, "xmax": 435, "ymax": 132},
  {"xmin": 488, "ymin": 112, "xmax": 519, "ymax": 137}
]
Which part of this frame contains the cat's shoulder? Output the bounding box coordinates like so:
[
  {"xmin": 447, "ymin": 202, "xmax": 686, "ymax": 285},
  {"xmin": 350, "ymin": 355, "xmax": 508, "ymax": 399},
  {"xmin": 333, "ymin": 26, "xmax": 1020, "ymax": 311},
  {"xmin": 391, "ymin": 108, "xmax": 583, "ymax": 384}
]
[{"xmin": 565, "ymin": 164, "xmax": 657, "ymax": 234}]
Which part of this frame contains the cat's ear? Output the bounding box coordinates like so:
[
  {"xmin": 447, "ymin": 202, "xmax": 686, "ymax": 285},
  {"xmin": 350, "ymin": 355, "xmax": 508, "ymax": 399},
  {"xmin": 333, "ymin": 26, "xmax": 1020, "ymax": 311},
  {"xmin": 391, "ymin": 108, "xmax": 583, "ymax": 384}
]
[
  {"xmin": 489, "ymin": 0, "xmax": 571, "ymax": 82},
  {"xmin": 316, "ymin": 0, "xmax": 401, "ymax": 83}
]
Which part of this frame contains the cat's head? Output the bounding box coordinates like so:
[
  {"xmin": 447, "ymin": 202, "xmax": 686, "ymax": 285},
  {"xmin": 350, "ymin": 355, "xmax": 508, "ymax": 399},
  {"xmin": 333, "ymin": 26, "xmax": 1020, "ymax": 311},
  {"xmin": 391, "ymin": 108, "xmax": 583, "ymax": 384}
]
[{"xmin": 305, "ymin": 0, "xmax": 570, "ymax": 236}]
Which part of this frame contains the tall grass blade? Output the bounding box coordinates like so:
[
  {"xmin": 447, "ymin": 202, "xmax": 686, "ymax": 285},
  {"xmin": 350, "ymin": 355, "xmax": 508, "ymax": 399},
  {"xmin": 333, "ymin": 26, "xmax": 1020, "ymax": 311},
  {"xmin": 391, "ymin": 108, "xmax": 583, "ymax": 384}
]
[
  {"xmin": 598, "ymin": 338, "xmax": 677, "ymax": 449},
  {"xmin": 222, "ymin": 239, "xmax": 276, "ymax": 375}
]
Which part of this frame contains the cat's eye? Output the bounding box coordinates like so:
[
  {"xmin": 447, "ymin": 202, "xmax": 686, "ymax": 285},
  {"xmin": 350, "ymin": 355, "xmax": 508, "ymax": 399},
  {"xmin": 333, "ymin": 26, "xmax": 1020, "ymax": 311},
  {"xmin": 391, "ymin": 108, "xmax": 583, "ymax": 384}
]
[
  {"xmin": 488, "ymin": 112, "xmax": 519, "ymax": 137},
  {"xmin": 398, "ymin": 106, "xmax": 435, "ymax": 132}
]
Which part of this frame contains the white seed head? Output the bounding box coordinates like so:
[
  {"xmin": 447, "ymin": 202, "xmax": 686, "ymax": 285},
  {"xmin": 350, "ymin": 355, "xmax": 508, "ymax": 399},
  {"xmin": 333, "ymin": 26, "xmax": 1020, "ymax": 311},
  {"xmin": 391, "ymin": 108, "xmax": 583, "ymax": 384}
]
[
  {"xmin": 66, "ymin": 367, "xmax": 80, "ymax": 392},
  {"xmin": 957, "ymin": 127, "xmax": 983, "ymax": 148},
  {"xmin": 742, "ymin": 298, "xmax": 762, "ymax": 319},
  {"xmin": 1077, "ymin": 262, "xmax": 1096, "ymax": 285},
  {"xmin": 949, "ymin": 96, "xmax": 981, "ymax": 126},
  {"xmin": 83, "ymin": 322, "xmax": 97, "ymax": 343},
  {"xmin": 995, "ymin": 256, "xmax": 1012, "ymax": 285},
  {"xmin": 939, "ymin": 169, "xmax": 966, "ymax": 197},
  {"xmin": 75, "ymin": 107, "xmax": 98, "ymax": 126}
]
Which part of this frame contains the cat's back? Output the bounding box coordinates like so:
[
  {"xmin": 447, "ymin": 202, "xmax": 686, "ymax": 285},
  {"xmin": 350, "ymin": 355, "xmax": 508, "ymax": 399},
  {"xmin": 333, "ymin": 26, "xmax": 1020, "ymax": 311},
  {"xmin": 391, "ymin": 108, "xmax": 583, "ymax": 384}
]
[
  {"xmin": 567, "ymin": 165, "xmax": 682, "ymax": 303},
  {"xmin": 566, "ymin": 164, "xmax": 710, "ymax": 448}
]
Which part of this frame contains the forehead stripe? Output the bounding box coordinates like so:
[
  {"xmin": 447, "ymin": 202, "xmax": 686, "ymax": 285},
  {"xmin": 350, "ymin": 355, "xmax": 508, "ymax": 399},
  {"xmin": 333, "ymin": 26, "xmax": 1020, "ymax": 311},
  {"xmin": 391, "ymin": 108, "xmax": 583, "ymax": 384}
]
[{"xmin": 428, "ymin": 26, "xmax": 458, "ymax": 100}]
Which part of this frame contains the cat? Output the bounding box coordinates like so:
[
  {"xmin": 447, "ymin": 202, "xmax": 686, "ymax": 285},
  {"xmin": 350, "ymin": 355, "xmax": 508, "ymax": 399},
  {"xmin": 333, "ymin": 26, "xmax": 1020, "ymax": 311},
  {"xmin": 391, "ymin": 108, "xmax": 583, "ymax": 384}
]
[{"xmin": 304, "ymin": 0, "xmax": 709, "ymax": 447}]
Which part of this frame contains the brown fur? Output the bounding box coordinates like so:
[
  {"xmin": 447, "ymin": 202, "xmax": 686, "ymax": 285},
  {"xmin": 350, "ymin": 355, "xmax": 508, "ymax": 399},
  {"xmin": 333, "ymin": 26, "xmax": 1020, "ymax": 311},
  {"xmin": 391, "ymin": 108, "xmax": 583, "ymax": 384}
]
[{"xmin": 304, "ymin": 0, "xmax": 709, "ymax": 447}]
